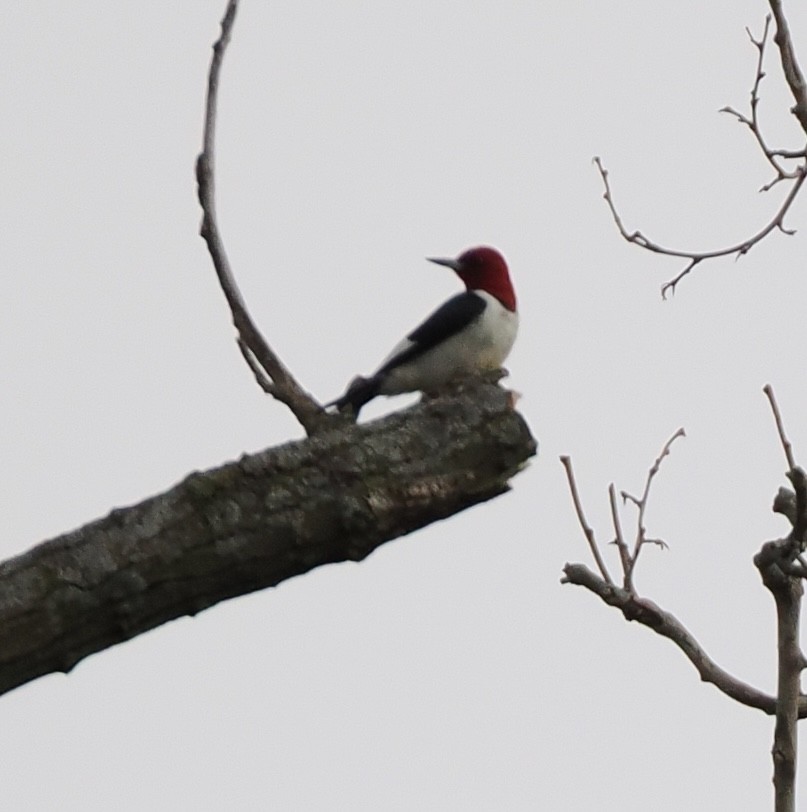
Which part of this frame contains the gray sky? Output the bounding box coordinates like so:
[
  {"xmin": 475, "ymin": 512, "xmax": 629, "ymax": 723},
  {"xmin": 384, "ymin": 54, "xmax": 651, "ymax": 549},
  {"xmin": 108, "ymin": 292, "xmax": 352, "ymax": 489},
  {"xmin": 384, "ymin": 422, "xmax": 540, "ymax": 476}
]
[{"xmin": 2, "ymin": 1, "xmax": 806, "ymax": 809}]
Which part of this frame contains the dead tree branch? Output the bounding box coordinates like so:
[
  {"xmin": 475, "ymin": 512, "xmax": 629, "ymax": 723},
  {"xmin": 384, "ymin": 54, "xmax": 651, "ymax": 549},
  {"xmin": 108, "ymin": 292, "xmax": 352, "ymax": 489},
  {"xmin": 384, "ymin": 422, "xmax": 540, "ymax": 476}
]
[
  {"xmin": 765, "ymin": 383, "xmax": 797, "ymax": 470},
  {"xmin": 561, "ymin": 417, "xmax": 807, "ymax": 736},
  {"xmin": 721, "ymin": 17, "xmax": 806, "ymax": 190},
  {"xmin": 594, "ymin": 157, "xmax": 806, "ymax": 298},
  {"xmin": 0, "ymin": 382, "xmax": 536, "ymax": 698},
  {"xmin": 195, "ymin": 0, "xmax": 328, "ymax": 436},
  {"xmin": 562, "ymin": 562, "xmax": 807, "ymax": 717},
  {"xmin": 561, "ymin": 429, "xmax": 682, "ymax": 594},
  {"xmin": 559, "ymin": 456, "xmax": 613, "ymax": 585},
  {"xmin": 755, "ymin": 519, "xmax": 804, "ymax": 812},
  {"xmin": 620, "ymin": 428, "xmax": 683, "ymax": 589},
  {"xmin": 769, "ymin": 0, "xmax": 807, "ymax": 135},
  {"xmin": 594, "ymin": 12, "xmax": 807, "ymax": 297}
]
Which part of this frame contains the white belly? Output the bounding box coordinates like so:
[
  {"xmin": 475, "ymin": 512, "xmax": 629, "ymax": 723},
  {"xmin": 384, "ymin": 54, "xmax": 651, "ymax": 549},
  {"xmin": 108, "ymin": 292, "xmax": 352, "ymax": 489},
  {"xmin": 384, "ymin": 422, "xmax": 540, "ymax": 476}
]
[{"xmin": 378, "ymin": 291, "xmax": 518, "ymax": 395}]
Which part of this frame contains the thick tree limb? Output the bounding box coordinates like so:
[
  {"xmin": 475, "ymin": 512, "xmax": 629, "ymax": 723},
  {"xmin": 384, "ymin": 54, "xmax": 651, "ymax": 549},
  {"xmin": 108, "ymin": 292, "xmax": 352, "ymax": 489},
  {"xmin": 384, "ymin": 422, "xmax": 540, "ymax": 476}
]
[
  {"xmin": 0, "ymin": 382, "xmax": 536, "ymax": 698},
  {"xmin": 755, "ymin": 536, "xmax": 804, "ymax": 812},
  {"xmin": 562, "ymin": 562, "xmax": 807, "ymax": 718}
]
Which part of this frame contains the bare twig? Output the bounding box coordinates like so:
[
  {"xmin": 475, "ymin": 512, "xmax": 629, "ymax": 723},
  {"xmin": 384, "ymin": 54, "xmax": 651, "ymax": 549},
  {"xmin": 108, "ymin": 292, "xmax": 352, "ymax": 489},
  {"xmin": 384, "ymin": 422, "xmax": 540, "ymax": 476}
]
[
  {"xmin": 560, "ymin": 456, "xmax": 613, "ymax": 585},
  {"xmin": 594, "ymin": 157, "xmax": 807, "ymax": 298},
  {"xmin": 764, "ymin": 384, "xmax": 796, "ymax": 470},
  {"xmin": 769, "ymin": 0, "xmax": 807, "ymax": 135},
  {"xmin": 195, "ymin": 0, "xmax": 327, "ymax": 436},
  {"xmin": 620, "ymin": 428, "xmax": 684, "ymax": 587},
  {"xmin": 608, "ymin": 483, "xmax": 632, "ymax": 582},
  {"xmin": 563, "ymin": 431, "xmax": 683, "ymax": 595},
  {"xmin": 721, "ymin": 18, "xmax": 806, "ymax": 189},
  {"xmin": 594, "ymin": 11, "xmax": 807, "ymax": 297}
]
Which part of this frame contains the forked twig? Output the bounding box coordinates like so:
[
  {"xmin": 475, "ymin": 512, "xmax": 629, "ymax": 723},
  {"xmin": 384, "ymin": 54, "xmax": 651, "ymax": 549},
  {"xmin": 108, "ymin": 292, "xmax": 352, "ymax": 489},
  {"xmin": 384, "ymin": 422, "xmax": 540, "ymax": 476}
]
[
  {"xmin": 620, "ymin": 428, "xmax": 685, "ymax": 589},
  {"xmin": 721, "ymin": 17, "xmax": 806, "ymax": 189},
  {"xmin": 594, "ymin": 157, "xmax": 806, "ymax": 298},
  {"xmin": 562, "ymin": 423, "xmax": 807, "ymax": 724},
  {"xmin": 562, "ymin": 429, "xmax": 684, "ymax": 593},
  {"xmin": 562, "ymin": 561, "xmax": 807, "ymax": 718},
  {"xmin": 195, "ymin": 0, "xmax": 327, "ymax": 436},
  {"xmin": 594, "ymin": 12, "xmax": 807, "ymax": 296}
]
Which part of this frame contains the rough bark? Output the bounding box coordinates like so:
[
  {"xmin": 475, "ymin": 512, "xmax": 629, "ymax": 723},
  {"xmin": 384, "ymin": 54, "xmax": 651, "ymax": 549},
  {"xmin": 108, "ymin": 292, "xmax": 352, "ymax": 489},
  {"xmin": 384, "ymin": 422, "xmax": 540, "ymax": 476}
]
[
  {"xmin": 0, "ymin": 382, "xmax": 535, "ymax": 697},
  {"xmin": 756, "ymin": 465, "xmax": 807, "ymax": 812}
]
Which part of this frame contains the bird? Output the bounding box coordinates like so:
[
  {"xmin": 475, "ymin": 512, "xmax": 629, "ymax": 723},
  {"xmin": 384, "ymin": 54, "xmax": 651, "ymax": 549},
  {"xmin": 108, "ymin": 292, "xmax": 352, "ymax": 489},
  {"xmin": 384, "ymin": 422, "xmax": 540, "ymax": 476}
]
[{"xmin": 328, "ymin": 246, "xmax": 518, "ymax": 416}]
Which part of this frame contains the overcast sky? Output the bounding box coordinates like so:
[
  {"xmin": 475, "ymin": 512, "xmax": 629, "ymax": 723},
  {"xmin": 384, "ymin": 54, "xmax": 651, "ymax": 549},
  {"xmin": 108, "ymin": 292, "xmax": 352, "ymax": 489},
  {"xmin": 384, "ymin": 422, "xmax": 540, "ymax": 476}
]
[{"xmin": 3, "ymin": 1, "xmax": 807, "ymax": 809}]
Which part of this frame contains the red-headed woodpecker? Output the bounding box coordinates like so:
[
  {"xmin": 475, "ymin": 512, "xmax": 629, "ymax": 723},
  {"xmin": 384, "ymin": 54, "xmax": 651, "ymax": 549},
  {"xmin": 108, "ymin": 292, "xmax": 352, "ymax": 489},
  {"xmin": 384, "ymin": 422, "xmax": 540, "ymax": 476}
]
[{"xmin": 328, "ymin": 246, "xmax": 518, "ymax": 416}]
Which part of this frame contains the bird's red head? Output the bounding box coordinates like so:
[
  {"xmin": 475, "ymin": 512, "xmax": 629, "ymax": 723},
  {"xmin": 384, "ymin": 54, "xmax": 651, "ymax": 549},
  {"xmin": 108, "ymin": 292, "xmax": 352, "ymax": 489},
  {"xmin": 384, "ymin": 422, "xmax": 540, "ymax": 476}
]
[{"xmin": 427, "ymin": 246, "xmax": 516, "ymax": 312}]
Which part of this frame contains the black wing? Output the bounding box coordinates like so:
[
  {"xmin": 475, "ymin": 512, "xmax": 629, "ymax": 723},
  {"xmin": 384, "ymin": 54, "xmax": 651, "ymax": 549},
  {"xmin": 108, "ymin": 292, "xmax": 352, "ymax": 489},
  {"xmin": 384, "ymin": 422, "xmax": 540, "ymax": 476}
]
[{"xmin": 376, "ymin": 291, "xmax": 486, "ymax": 375}]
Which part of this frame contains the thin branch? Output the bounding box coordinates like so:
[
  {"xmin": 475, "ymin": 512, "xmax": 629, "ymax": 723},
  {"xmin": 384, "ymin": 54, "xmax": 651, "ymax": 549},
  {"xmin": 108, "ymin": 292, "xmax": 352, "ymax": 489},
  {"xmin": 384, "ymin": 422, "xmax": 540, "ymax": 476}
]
[
  {"xmin": 634, "ymin": 428, "xmax": 686, "ymax": 532},
  {"xmin": 195, "ymin": 0, "xmax": 327, "ymax": 436},
  {"xmin": 609, "ymin": 483, "xmax": 632, "ymax": 584},
  {"xmin": 563, "ymin": 431, "xmax": 683, "ymax": 595},
  {"xmin": 769, "ymin": 0, "xmax": 807, "ymax": 135},
  {"xmin": 562, "ymin": 562, "xmax": 807, "ymax": 717},
  {"xmin": 621, "ymin": 428, "xmax": 684, "ymax": 586},
  {"xmin": 237, "ymin": 338, "xmax": 276, "ymax": 396},
  {"xmin": 560, "ymin": 456, "xmax": 613, "ymax": 585},
  {"xmin": 594, "ymin": 157, "xmax": 807, "ymax": 298},
  {"xmin": 594, "ymin": 14, "xmax": 807, "ymax": 298},
  {"xmin": 721, "ymin": 17, "xmax": 805, "ymax": 187},
  {"xmin": 764, "ymin": 384, "xmax": 796, "ymax": 470},
  {"xmin": 770, "ymin": 147, "xmax": 807, "ymax": 159}
]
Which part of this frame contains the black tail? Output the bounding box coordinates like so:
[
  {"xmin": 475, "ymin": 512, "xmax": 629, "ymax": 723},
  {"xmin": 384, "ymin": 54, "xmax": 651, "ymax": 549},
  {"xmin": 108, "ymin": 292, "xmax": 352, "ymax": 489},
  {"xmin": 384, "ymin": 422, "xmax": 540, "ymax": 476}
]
[{"xmin": 326, "ymin": 375, "xmax": 382, "ymax": 416}]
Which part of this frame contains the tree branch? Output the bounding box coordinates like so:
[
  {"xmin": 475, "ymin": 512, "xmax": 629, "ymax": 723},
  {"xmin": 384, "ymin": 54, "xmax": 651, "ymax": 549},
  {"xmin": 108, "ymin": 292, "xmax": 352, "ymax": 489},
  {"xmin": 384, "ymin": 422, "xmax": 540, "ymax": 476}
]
[
  {"xmin": 754, "ymin": 537, "xmax": 803, "ymax": 812},
  {"xmin": 559, "ymin": 456, "xmax": 613, "ymax": 585},
  {"xmin": 769, "ymin": 0, "xmax": 807, "ymax": 135},
  {"xmin": 594, "ymin": 156, "xmax": 807, "ymax": 298},
  {"xmin": 621, "ymin": 428, "xmax": 683, "ymax": 587},
  {"xmin": 765, "ymin": 383, "xmax": 797, "ymax": 470},
  {"xmin": 757, "ymin": 384, "xmax": 805, "ymax": 812},
  {"xmin": 594, "ymin": 11, "xmax": 807, "ymax": 296},
  {"xmin": 195, "ymin": 0, "xmax": 328, "ymax": 436},
  {"xmin": 562, "ymin": 562, "xmax": 807, "ymax": 717},
  {"xmin": 0, "ymin": 382, "xmax": 536, "ymax": 698},
  {"xmin": 608, "ymin": 483, "xmax": 632, "ymax": 581},
  {"xmin": 562, "ymin": 429, "xmax": 682, "ymax": 594},
  {"xmin": 721, "ymin": 17, "xmax": 806, "ymax": 189}
]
